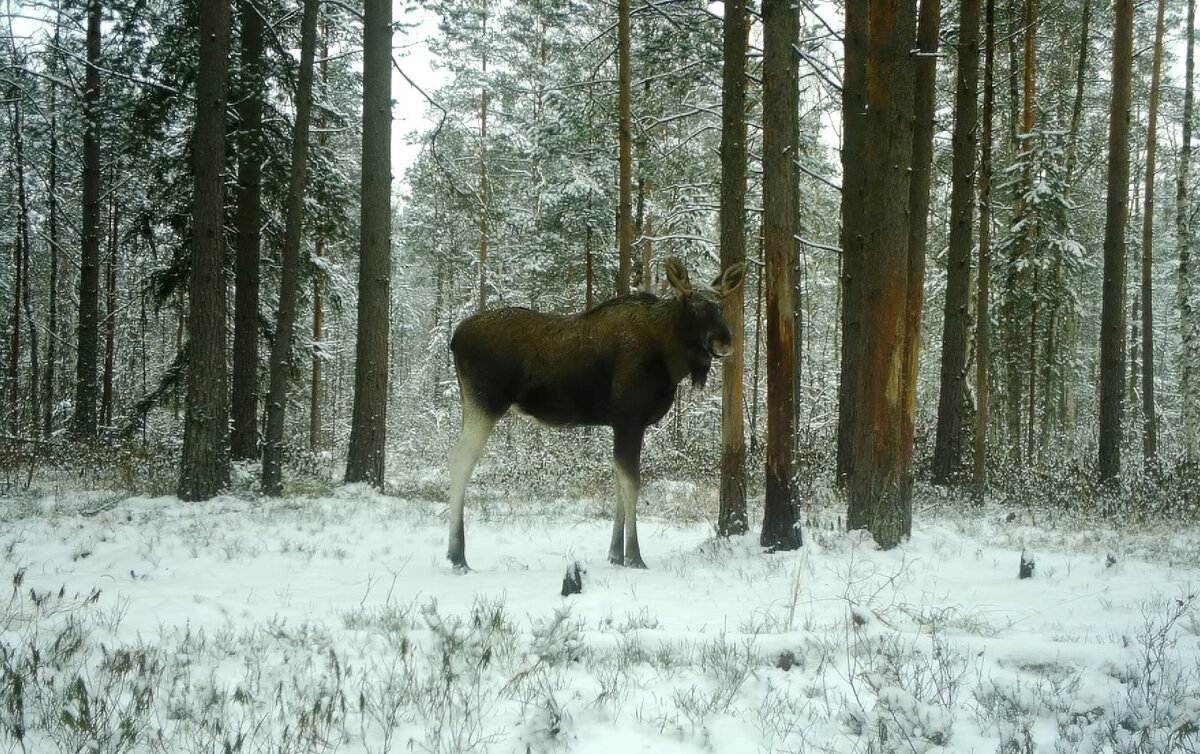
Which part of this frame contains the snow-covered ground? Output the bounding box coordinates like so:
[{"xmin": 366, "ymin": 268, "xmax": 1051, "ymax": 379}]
[{"xmin": 2, "ymin": 467, "xmax": 1198, "ymax": 753}]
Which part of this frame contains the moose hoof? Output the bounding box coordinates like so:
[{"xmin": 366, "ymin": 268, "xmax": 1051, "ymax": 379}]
[
  {"xmin": 625, "ymin": 557, "xmax": 648, "ymax": 570},
  {"xmin": 448, "ymin": 554, "xmax": 471, "ymax": 574}
]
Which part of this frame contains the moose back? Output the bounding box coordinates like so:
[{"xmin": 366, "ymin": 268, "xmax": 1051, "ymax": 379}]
[{"xmin": 446, "ymin": 258, "xmax": 744, "ymax": 571}]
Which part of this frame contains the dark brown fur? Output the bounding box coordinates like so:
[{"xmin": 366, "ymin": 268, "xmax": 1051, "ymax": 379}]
[{"xmin": 447, "ymin": 259, "xmax": 744, "ymax": 570}]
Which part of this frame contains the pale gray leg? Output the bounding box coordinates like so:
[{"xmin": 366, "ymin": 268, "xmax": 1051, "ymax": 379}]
[
  {"xmin": 608, "ymin": 489, "xmax": 625, "ymax": 565},
  {"xmin": 447, "ymin": 399, "xmax": 497, "ymax": 571},
  {"xmin": 610, "ymin": 427, "xmax": 647, "ymax": 568},
  {"xmin": 616, "ymin": 464, "xmax": 645, "ymax": 568}
]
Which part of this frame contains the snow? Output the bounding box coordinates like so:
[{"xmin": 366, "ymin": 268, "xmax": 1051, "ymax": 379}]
[{"xmin": 3, "ymin": 474, "xmax": 1199, "ymax": 753}]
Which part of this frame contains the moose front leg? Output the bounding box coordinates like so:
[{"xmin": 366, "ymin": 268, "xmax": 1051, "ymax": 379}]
[{"xmin": 609, "ymin": 427, "xmax": 647, "ymax": 568}]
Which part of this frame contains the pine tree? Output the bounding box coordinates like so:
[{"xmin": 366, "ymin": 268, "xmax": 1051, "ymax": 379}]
[
  {"xmin": 837, "ymin": 0, "xmax": 868, "ymax": 488},
  {"xmin": 1178, "ymin": 0, "xmax": 1198, "ymax": 464},
  {"xmin": 1138, "ymin": 0, "xmax": 1166, "ymax": 468},
  {"xmin": 847, "ymin": 0, "xmax": 917, "ymax": 548},
  {"xmin": 178, "ymin": 0, "xmax": 232, "ymax": 501},
  {"xmin": 1098, "ymin": 0, "xmax": 1134, "ymax": 481},
  {"xmin": 718, "ymin": 0, "xmax": 749, "ymax": 537},
  {"xmin": 616, "ymin": 0, "xmax": 633, "ymax": 296},
  {"xmin": 72, "ymin": 0, "xmax": 102, "ymax": 439},
  {"xmin": 933, "ymin": 0, "xmax": 980, "ymax": 486},
  {"xmin": 231, "ymin": 0, "xmax": 266, "ymax": 462},
  {"xmin": 903, "ymin": 0, "xmax": 940, "ymax": 495},
  {"xmin": 262, "ymin": 0, "xmax": 320, "ymax": 496},
  {"xmin": 761, "ymin": 0, "xmax": 802, "ymax": 553},
  {"xmin": 345, "ymin": 0, "xmax": 392, "ymax": 488},
  {"xmin": 975, "ymin": 0, "xmax": 996, "ymax": 499}
]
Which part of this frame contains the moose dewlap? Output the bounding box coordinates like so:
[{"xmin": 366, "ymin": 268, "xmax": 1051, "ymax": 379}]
[{"xmin": 447, "ymin": 258, "xmax": 745, "ymax": 571}]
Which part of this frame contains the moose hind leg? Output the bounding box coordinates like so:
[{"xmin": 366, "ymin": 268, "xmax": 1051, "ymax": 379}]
[
  {"xmin": 610, "ymin": 427, "xmax": 646, "ymax": 568},
  {"xmin": 448, "ymin": 398, "xmax": 499, "ymax": 571}
]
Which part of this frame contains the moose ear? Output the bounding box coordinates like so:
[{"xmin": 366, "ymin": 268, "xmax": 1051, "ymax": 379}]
[
  {"xmin": 665, "ymin": 258, "xmax": 692, "ymax": 298},
  {"xmin": 712, "ymin": 263, "xmax": 745, "ymax": 296}
]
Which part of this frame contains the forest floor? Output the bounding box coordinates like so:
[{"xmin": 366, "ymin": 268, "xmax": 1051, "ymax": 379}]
[{"xmin": 2, "ymin": 460, "xmax": 1199, "ymax": 753}]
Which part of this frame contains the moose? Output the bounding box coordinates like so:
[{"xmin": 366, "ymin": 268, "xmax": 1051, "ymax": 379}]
[{"xmin": 447, "ymin": 257, "xmax": 745, "ymax": 571}]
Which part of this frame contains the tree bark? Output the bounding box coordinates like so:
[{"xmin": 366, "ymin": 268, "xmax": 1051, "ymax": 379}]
[
  {"xmin": 9, "ymin": 196, "xmax": 20, "ymax": 432},
  {"xmin": 1054, "ymin": 0, "xmax": 1091, "ymax": 457},
  {"xmin": 718, "ymin": 0, "xmax": 748, "ymax": 537},
  {"xmin": 933, "ymin": 0, "xmax": 980, "ymax": 486},
  {"xmin": 1178, "ymin": 0, "xmax": 1198, "ymax": 464},
  {"xmin": 1020, "ymin": 0, "xmax": 1037, "ymax": 466},
  {"xmin": 1139, "ymin": 0, "xmax": 1166, "ymax": 469},
  {"xmin": 836, "ymin": 0, "xmax": 868, "ymax": 487},
  {"xmin": 310, "ymin": 34, "xmax": 330, "ymax": 453},
  {"xmin": 44, "ymin": 39, "xmax": 60, "ymax": 440},
  {"xmin": 903, "ymin": 0, "xmax": 941, "ymax": 492},
  {"xmin": 1098, "ymin": 0, "xmax": 1134, "ymax": 481},
  {"xmin": 7, "ymin": 86, "xmax": 37, "ymax": 434},
  {"xmin": 262, "ymin": 0, "xmax": 319, "ymax": 496},
  {"xmin": 761, "ymin": 0, "xmax": 802, "ymax": 552},
  {"xmin": 101, "ymin": 182, "xmax": 117, "ymax": 428},
  {"xmin": 586, "ymin": 226, "xmax": 594, "ymax": 310},
  {"xmin": 616, "ymin": 0, "xmax": 634, "ymax": 295},
  {"xmin": 178, "ymin": 0, "xmax": 232, "ymax": 500},
  {"xmin": 478, "ymin": 2, "xmax": 490, "ymax": 311},
  {"xmin": 1000, "ymin": 0, "xmax": 1023, "ymax": 464},
  {"xmin": 345, "ymin": 0, "xmax": 393, "ymax": 488},
  {"xmin": 847, "ymin": 0, "xmax": 916, "ymax": 548},
  {"xmin": 974, "ymin": 0, "xmax": 996, "ymax": 500},
  {"xmin": 231, "ymin": 0, "xmax": 265, "ymax": 462},
  {"xmin": 72, "ymin": 0, "xmax": 102, "ymax": 439}
]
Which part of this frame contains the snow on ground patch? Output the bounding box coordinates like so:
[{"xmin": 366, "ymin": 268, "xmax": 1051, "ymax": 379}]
[{"xmin": 1, "ymin": 480, "xmax": 1198, "ymax": 753}]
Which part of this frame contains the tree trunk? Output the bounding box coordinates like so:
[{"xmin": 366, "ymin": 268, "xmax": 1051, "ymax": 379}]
[
  {"xmin": 8, "ymin": 209, "xmax": 20, "ymax": 432},
  {"xmin": 1056, "ymin": 0, "xmax": 1091, "ymax": 457},
  {"xmin": 345, "ymin": 0, "xmax": 393, "ymax": 488},
  {"xmin": 1178, "ymin": 0, "xmax": 1197, "ymax": 464},
  {"xmin": 7, "ymin": 87, "xmax": 38, "ymax": 434},
  {"xmin": 616, "ymin": 0, "xmax": 634, "ymax": 295},
  {"xmin": 231, "ymin": 0, "xmax": 265, "ymax": 462},
  {"xmin": 23, "ymin": 174, "xmax": 38, "ymax": 432},
  {"xmin": 761, "ymin": 0, "xmax": 802, "ymax": 552},
  {"xmin": 261, "ymin": 0, "xmax": 319, "ymax": 497},
  {"xmin": 903, "ymin": 0, "xmax": 940, "ymax": 492},
  {"xmin": 1066, "ymin": 0, "xmax": 1090, "ymax": 180},
  {"xmin": 178, "ymin": 0, "xmax": 232, "ymax": 501},
  {"xmin": 1139, "ymin": 0, "xmax": 1166, "ymax": 469},
  {"xmin": 1098, "ymin": 0, "xmax": 1134, "ymax": 481},
  {"xmin": 751, "ymin": 259, "xmax": 764, "ymax": 455},
  {"xmin": 1129, "ymin": 292, "xmax": 1140, "ymax": 436},
  {"xmin": 836, "ymin": 0, "xmax": 867, "ymax": 487},
  {"xmin": 72, "ymin": 0, "xmax": 102, "ymax": 439},
  {"xmin": 1020, "ymin": 0, "xmax": 1037, "ymax": 466},
  {"xmin": 718, "ymin": 0, "xmax": 749, "ymax": 537},
  {"xmin": 310, "ymin": 35, "xmax": 330, "ymax": 454},
  {"xmin": 44, "ymin": 44, "xmax": 60, "ymax": 440},
  {"xmin": 847, "ymin": 0, "xmax": 916, "ymax": 548},
  {"xmin": 974, "ymin": 0, "xmax": 996, "ymax": 500},
  {"xmin": 309, "ymin": 246, "xmax": 323, "ymax": 449},
  {"xmin": 101, "ymin": 182, "xmax": 117, "ymax": 428},
  {"xmin": 478, "ymin": 3, "xmax": 490, "ymax": 312},
  {"xmin": 643, "ymin": 210, "xmax": 653, "ymax": 292},
  {"xmin": 1000, "ymin": 0, "xmax": 1022, "ymax": 465},
  {"xmin": 933, "ymin": 0, "xmax": 980, "ymax": 486},
  {"xmin": 8, "ymin": 190, "xmax": 20, "ymax": 433},
  {"xmin": 585, "ymin": 226, "xmax": 594, "ymax": 310},
  {"xmin": 635, "ymin": 179, "xmax": 645, "ymax": 288}
]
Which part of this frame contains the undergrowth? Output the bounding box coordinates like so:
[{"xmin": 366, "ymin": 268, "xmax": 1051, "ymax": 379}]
[{"xmin": 1, "ymin": 542, "xmax": 1197, "ymax": 753}]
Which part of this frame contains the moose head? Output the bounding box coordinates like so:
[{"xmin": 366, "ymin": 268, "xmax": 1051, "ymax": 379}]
[{"xmin": 447, "ymin": 257, "xmax": 745, "ymax": 570}]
